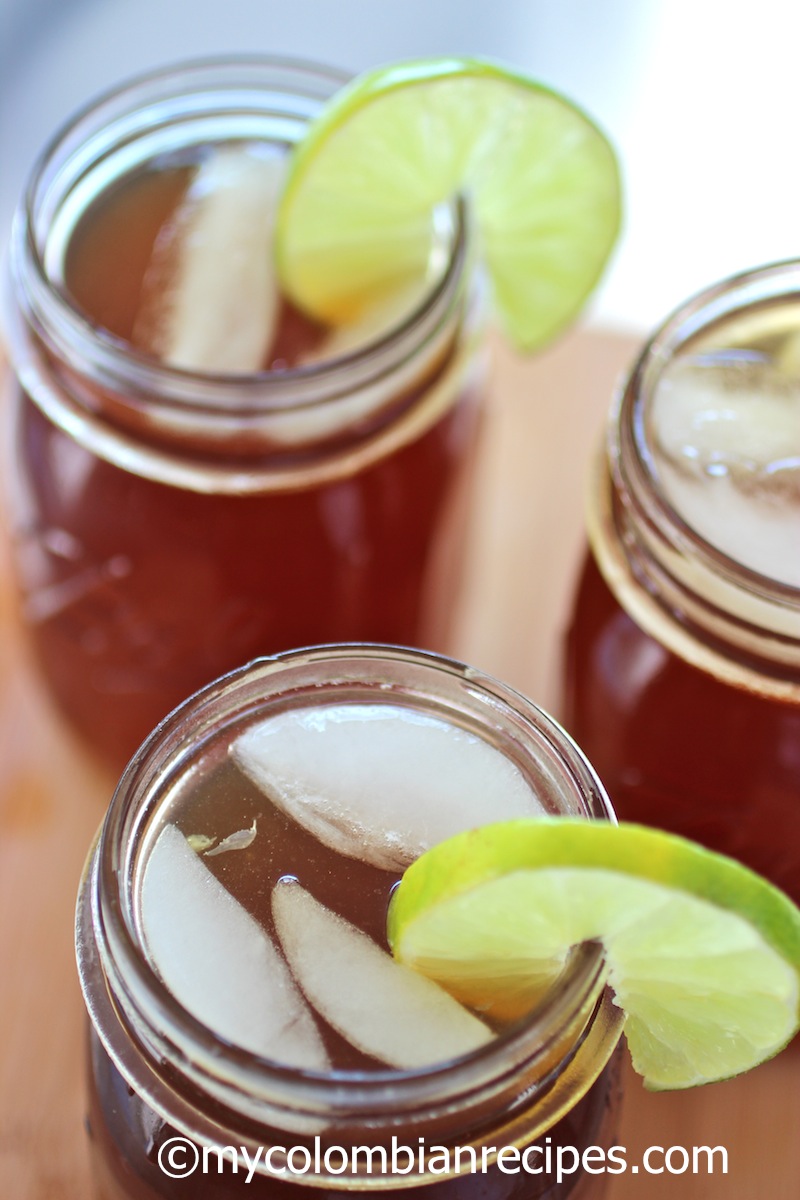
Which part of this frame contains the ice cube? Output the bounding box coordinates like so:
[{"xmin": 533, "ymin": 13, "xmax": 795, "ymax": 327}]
[
  {"xmin": 134, "ymin": 146, "xmax": 283, "ymax": 373},
  {"xmin": 652, "ymin": 355, "xmax": 800, "ymax": 586},
  {"xmin": 140, "ymin": 824, "xmax": 329, "ymax": 1070},
  {"xmin": 273, "ymin": 881, "xmax": 492, "ymax": 1068},
  {"xmin": 203, "ymin": 819, "xmax": 258, "ymax": 857},
  {"xmin": 654, "ymin": 354, "xmax": 800, "ymax": 482},
  {"xmin": 232, "ymin": 703, "xmax": 544, "ymax": 871}
]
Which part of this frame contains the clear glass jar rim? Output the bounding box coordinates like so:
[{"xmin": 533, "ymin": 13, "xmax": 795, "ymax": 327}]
[
  {"xmin": 12, "ymin": 55, "xmax": 469, "ymax": 417},
  {"xmin": 84, "ymin": 643, "xmax": 614, "ymax": 1121},
  {"xmin": 613, "ymin": 257, "xmax": 800, "ymax": 609}
]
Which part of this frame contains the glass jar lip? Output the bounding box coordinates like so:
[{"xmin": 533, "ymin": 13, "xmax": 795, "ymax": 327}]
[
  {"xmin": 87, "ymin": 643, "xmax": 613, "ymax": 1117},
  {"xmin": 613, "ymin": 257, "xmax": 800, "ymax": 607},
  {"xmin": 13, "ymin": 54, "xmax": 469, "ymax": 417}
]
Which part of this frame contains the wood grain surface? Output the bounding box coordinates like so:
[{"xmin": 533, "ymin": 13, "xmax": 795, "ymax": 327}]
[{"xmin": 0, "ymin": 328, "xmax": 797, "ymax": 1199}]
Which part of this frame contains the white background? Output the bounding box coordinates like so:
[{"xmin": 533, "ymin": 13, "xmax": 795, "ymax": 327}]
[{"xmin": 2, "ymin": 0, "xmax": 799, "ymax": 334}]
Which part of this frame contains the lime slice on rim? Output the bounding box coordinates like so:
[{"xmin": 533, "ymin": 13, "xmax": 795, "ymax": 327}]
[
  {"xmin": 387, "ymin": 819, "xmax": 800, "ymax": 1090},
  {"xmin": 275, "ymin": 58, "xmax": 621, "ymax": 350}
]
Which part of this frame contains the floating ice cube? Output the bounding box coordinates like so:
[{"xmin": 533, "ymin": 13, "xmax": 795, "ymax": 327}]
[
  {"xmin": 203, "ymin": 819, "xmax": 258, "ymax": 857},
  {"xmin": 232, "ymin": 703, "xmax": 544, "ymax": 871},
  {"xmin": 134, "ymin": 146, "xmax": 283, "ymax": 373},
  {"xmin": 654, "ymin": 354, "xmax": 800, "ymax": 479},
  {"xmin": 273, "ymin": 881, "xmax": 492, "ymax": 1068},
  {"xmin": 140, "ymin": 824, "xmax": 329, "ymax": 1070},
  {"xmin": 652, "ymin": 355, "xmax": 800, "ymax": 586}
]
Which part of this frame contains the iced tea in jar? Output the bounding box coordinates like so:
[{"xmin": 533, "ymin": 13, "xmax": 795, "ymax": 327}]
[
  {"xmin": 76, "ymin": 645, "xmax": 623, "ymax": 1200},
  {"xmin": 564, "ymin": 262, "xmax": 800, "ymax": 903},
  {"xmin": 3, "ymin": 60, "xmax": 485, "ymax": 767}
]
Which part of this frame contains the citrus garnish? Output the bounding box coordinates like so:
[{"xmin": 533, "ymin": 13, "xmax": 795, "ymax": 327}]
[
  {"xmin": 276, "ymin": 58, "xmax": 621, "ymax": 350},
  {"xmin": 387, "ymin": 819, "xmax": 800, "ymax": 1090}
]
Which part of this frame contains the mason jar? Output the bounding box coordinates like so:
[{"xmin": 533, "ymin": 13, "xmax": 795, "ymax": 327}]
[
  {"xmin": 564, "ymin": 261, "xmax": 800, "ymax": 903},
  {"xmin": 76, "ymin": 644, "xmax": 624, "ymax": 1200},
  {"xmin": 2, "ymin": 59, "xmax": 486, "ymax": 768}
]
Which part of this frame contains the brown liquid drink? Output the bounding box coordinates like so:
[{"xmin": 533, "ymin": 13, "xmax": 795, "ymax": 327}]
[
  {"xmin": 566, "ymin": 556, "xmax": 800, "ymax": 899},
  {"xmin": 3, "ymin": 60, "xmax": 485, "ymax": 768},
  {"xmin": 564, "ymin": 263, "xmax": 800, "ymax": 904},
  {"xmin": 76, "ymin": 646, "xmax": 624, "ymax": 1199}
]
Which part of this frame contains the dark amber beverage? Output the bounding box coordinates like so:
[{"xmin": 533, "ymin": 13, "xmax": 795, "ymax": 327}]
[
  {"xmin": 3, "ymin": 61, "xmax": 485, "ymax": 768},
  {"xmin": 76, "ymin": 646, "xmax": 623, "ymax": 1200},
  {"xmin": 564, "ymin": 263, "xmax": 800, "ymax": 903}
]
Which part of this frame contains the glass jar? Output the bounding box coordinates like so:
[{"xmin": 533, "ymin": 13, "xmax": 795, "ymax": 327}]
[
  {"xmin": 564, "ymin": 261, "xmax": 800, "ymax": 904},
  {"xmin": 2, "ymin": 59, "xmax": 486, "ymax": 769},
  {"xmin": 76, "ymin": 644, "xmax": 624, "ymax": 1200}
]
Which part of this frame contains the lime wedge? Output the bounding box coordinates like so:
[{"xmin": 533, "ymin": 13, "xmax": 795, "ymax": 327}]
[
  {"xmin": 387, "ymin": 819, "xmax": 800, "ymax": 1089},
  {"xmin": 276, "ymin": 58, "xmax": 621, "ymax": 350}
]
